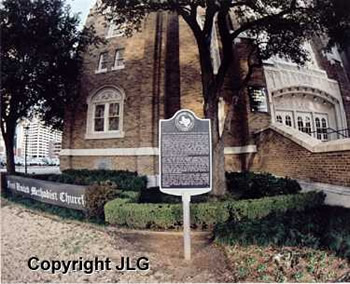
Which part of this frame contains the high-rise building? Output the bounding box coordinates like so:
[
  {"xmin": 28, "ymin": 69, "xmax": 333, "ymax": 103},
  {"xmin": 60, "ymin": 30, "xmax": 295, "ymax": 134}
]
[
  {"xmin": 20, "ymin": 118, "xmax": 62, "ymax": 159},
  {"xmin": 0, "ymin": 135, "xmax": 5, "ymax": 156}
]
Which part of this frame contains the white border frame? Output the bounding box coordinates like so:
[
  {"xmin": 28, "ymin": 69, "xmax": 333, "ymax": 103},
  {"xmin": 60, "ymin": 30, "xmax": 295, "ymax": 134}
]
[
  {"xmin": 85, "ymin": 86, "xmax": 125, "ymax": 140},
  {"xmin": 158, "ymin": 109, "xmax": 212, "ymax": 197}
]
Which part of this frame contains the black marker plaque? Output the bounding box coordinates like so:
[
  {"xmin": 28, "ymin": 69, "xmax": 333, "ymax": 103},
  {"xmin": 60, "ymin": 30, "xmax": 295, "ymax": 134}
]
[{"xmin": 159, "ymin": 110, "xmax": 212, "ymax": 190}]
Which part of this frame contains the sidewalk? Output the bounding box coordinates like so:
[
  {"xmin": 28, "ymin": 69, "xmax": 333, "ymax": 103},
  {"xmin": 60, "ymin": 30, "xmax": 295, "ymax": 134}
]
[{"xmin": 299, "ymin": 180, "xmax": 350, "ymax": 208}]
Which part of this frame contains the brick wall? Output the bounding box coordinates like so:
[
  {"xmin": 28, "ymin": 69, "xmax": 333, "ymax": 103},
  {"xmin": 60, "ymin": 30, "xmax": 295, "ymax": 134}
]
[
  {"xmin": 179, "ymin": 17, "xmax": 203, "ymax": 117},
  {"xmin": 249, "ymin": 129, "xmax": 350, "ymax": 186},
  {"xmin": 61, "ymin": 11, "xmax": 206, "ymax": 174},
  {"xmin": 223, "ymin": 39, "xmax": 271, "ymax": 147},
  {"xmin": 312, "ymin": 38, "xmax": 350, "ymax": 128}
]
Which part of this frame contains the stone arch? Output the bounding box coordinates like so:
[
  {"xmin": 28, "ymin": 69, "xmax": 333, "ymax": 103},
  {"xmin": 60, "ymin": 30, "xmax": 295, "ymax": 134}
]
[
  {"xmin": 270, "ymin": 85, "xmax": 345, "ymax": 140},
  {"xmin": 86, "ymin": 85, "xmax": 126, "ymax": 104}
]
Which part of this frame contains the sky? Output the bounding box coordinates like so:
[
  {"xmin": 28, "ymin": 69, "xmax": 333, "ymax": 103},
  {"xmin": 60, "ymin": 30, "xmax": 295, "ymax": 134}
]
[{"xmin": 67, "ymin": 0, "xmax": 95, "ymax": 28}]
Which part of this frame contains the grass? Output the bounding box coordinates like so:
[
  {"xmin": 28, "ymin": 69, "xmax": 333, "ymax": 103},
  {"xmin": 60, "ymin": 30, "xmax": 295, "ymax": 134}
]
[
  {"xmin": 222, "ymin": 244, "xmax": 349, "ymax": 282},
  {"xmin": 215, "ymin": 205, "xmax": 350, "ymax": 282}
]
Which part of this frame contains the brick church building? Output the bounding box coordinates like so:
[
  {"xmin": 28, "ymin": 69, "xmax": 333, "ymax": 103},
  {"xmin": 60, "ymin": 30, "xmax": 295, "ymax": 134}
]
[{"xmin": 61, "ymin": 2, "xmax": 350, "ymax": 189}]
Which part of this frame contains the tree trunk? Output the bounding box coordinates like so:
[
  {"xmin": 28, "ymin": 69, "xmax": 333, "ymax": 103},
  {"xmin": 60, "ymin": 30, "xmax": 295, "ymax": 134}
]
[
  {"xmin": 205, "ymin": 95, "xmax": 227, "ymax": 196},
  {"xmin": 195, "ymin": 35, "xmax": 228, "ymax": 196},
  {"xmin": 2, "ymin": 122, "xmax": 16, "ymax": 175}
]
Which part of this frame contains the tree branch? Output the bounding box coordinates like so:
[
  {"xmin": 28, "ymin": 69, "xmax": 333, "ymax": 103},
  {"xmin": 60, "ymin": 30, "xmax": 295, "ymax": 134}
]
[
  {"xmin": 214, "ymin": 6, "xmax": 232, "ymax": 93},
  {"xmin": 229, "ymin": 0, "xmax": 301, "ymax": 42},
  {"xmin": 176, "ymin": 4, "xmax": 202, "ymax": 41},
  {"xmin": 203, "ymin": 1, "xmax": 218, "ymax": 37}
]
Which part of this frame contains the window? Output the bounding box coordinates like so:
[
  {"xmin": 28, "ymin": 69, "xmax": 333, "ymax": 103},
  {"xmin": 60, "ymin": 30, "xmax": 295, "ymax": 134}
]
[
  {"xmin": 321, "ymin": 118, "xmax": 328, "ymax": 140},
  {"xmin": 249, "ymin": 86, "xmax": 268, "ymax": 112},
  {"xmin": 96, "ymin": 52, "xmax": 108, "ymax": 73},
  {"xmin": 85, "ymin": 87, "xmax": 125, "ymax": 139},
  {"xmin": 93, "ymin": 103, "xmax": 120, "ymax": 132},
  {"xmin": 285, "ymin": 115, "xmax": 292, "ymax": 127},
  {"xmin": 297, "ymin": 117, "xmax": 303, "ymax": 132},
  {"xmin": 94, "ymin": 105, "xmax": 105, "ymax": 131},
  {"xmin": 315, "ymin": 118, "xmax": 321, "ymax": 140},
  {"xmin": 112, "ymin": 48, "xmax": 125, "ymax": 70},
  {"xmin": 108, "ymin": 103, "xmax": 120, "ymax": 130},
  {"xmin": 305, "ymin": 117, "xmax": 312, "ymax": 135},
  {"xmin": 106, "ymin": 21, "xmax": 124, "ymax": 38},
  {"xmin": 276, "ymin": 115, "xmax": 282, "ymax": 123}
]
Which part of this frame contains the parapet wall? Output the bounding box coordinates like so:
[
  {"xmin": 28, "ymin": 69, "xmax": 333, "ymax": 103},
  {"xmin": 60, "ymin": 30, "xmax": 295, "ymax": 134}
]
[{"xmin": 249, "ymin": 124, "xmax": 350, "ymax": 187}]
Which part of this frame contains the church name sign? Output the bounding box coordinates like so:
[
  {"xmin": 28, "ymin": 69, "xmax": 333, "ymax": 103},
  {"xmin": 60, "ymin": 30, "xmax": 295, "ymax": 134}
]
[{"xmin": 6, "ymin": 175, "xmax": 86, "ymax": 211}]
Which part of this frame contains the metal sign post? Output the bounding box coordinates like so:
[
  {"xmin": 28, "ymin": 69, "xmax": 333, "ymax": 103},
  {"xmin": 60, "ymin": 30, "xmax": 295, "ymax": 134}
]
[
  {"xmin": 182, "ymin": 192, "xmax": 191, "ymax": 260},
  {"xmin": 159, "ymin": 109, "xmax": 212, "ymax": 261}
]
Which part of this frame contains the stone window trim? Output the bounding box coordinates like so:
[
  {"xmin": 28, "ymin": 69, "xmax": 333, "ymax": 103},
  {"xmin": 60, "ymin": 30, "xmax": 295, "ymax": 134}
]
[
  {"xmin": 111, "ymin": 48, "xmax": 125, "ymax": 71},
  {"xmin": 85, "ymin": 86, "xmax": 126, "ymax": 140},
  {"xmin": 95, "ymin": 52, "xmax": 108, "ymax": 74}
]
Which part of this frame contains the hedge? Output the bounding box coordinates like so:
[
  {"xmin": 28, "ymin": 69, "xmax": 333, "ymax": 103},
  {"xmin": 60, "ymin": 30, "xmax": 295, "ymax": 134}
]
[
  {"xmin": 31, "ymin": 169, "xmax": 147, "ymax": 191},
  {"xmin": 214, "ymin": 205, "xmax": 350, "ymax": 259},
  {"xmin": 104, "ymin": 191, "xmax": 325, "ymax": 229},
  {"xmin": 226, "ymin": 172, "xmax": 301, "ymax": 199}
]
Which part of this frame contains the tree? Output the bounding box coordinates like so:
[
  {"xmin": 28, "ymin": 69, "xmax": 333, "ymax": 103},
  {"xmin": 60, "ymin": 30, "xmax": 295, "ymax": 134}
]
[
  {"xmin": 100, "ymin": 0, "xmax": 349, "ymax": 196},
  {"xmin": 0, "ymin": 0, "xmax": 100, "ymax": 174}
]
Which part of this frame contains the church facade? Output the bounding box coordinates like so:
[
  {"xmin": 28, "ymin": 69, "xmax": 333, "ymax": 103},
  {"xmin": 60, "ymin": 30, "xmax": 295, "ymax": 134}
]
[{"xmin": 60, "ymin": 3, "xmax": 350, "ymax": 187}]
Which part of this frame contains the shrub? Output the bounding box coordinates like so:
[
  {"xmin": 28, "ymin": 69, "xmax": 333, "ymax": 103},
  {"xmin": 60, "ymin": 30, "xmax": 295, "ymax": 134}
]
[
  {"xmin": 104, "ymin": 191, "xmax": 324, "ymax": 229},
  {"xmin": 119, "ymin": 190, "xmax": 140, "ymax": 202},
  {"xmin": 226, "ymin": 172, "xmax": 301, "ymax": 199},
  {"xmin": 214, "ymin": 205, "xmax": 350, "ymax": 258},
  {"xmin": 138, "ymin": 187, "xmax": 210, "ymax": 204},
  {"xmin": 32, "ymin": 169, "xmax": 147, "ymax": 191},
  {"xmin": 85, "ymin": 181, "xmax": 121, "ymax": 220},
  {"xmin": 225, "ymin": 191, "xmax": 324, "ymax": 222},
  {"xmin": 138, "ymin": 187, "xmax": 181, "ymax": 204}
]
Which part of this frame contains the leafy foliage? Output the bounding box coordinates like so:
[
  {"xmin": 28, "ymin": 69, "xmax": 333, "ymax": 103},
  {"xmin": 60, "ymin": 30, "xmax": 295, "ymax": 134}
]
[
  {"xmin": 101, "ymin": 0, "xmax": 350, "ymax": 77},
  {"xmin": 215, "ymin": 205, "xmax": 350, "ymax": 259},
  {"xmin": 33, "ymin": 169, "xmax": 148, "ymax": 191},
  {"xmin": 85, "ymin": 181, "xmax": 121, "ymax": 220},
  {"xmin": 0, "ymin": 0, "xmax": 102, "ymax": 173},
  {"xmin": 0, "ymin": 0, "xmax": 100, "ymax": 129},
  {"xmin": 104, "ymin": 191, "xmax": 324, "ymax": 229},
  {"xmin": 138, "ymin": 172, "xmax": 301, "ymax": 204},
  {"xmin": 316, "ymin": 0, "xmax": 350, "ymax": 50},
  {"xmin": 138, "ymin": 187, "xmax": 211, "ymax": 204},
  {"xmin": 226, "ymin": 172, "xmax": 301, "ymax": 199}
]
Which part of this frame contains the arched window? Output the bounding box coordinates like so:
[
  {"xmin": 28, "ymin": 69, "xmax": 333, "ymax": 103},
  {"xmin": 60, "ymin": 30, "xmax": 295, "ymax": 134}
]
[
  {"xmin": 297, "ymin": 117, "xmax": 303, "ymax": 132},
  {"xmin": 305, "ymin": 117, "xmax": 312, "ymax": 135},
  {"xmin": 276, "ymin": 115, "xmax": 282, "ymax": 123},
  {"xmin": 85, "ymin": 87, "xmax": 125, "ymax": 139},
  {"xmin": 315, "ymin": 118, "xmax": 321, "ymax": 140},
  {"xmin": 285, "ymin": 115, "xmax": 292, "ymax": 127},
  {"xmin": 321, "ymin": 118, "xmax": 328, "ymax": 140}
]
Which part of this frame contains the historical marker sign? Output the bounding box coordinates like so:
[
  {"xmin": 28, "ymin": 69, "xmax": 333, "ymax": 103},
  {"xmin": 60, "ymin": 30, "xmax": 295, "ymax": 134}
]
[
  {"xmin": 159, "ymin": 109, "xmax": 212, "ymax": 260},
  {"xmin": 159, "ymin": 109, "xmax": 212, "ymax": 196}
]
